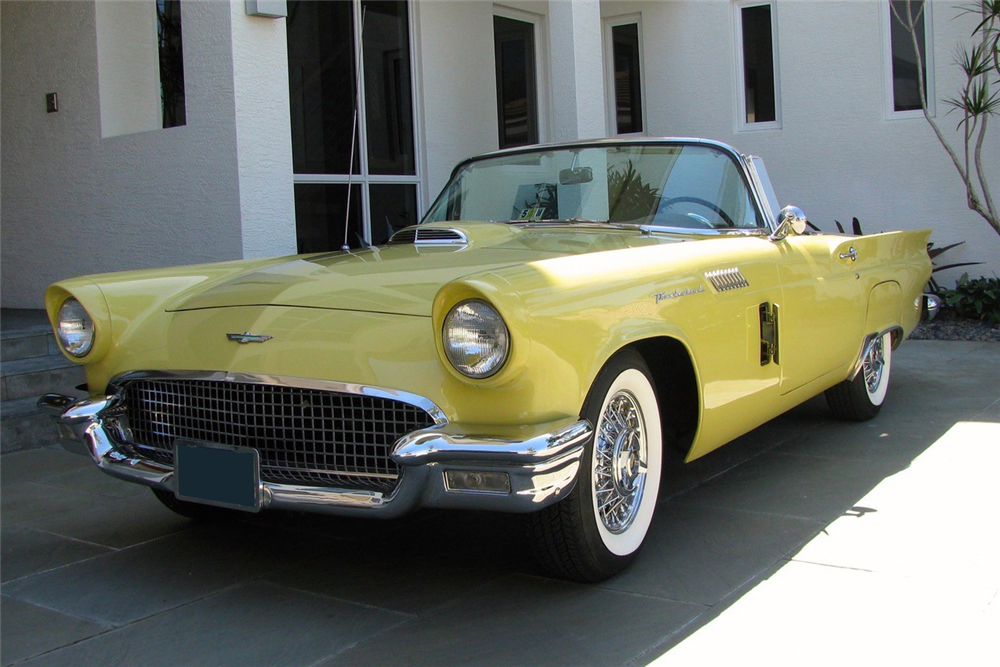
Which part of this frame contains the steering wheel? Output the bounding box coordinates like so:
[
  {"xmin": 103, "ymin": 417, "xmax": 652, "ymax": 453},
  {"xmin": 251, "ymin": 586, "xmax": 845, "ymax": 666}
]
[{"xmin": 658, "ymin": 197, "xmax": 736, "ymax": 228}]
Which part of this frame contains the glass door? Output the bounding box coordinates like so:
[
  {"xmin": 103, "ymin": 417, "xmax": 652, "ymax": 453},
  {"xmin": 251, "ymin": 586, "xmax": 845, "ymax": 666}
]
[{"xmin": 287, "ymin": 0, "xmax": 420, "ymax": 252}]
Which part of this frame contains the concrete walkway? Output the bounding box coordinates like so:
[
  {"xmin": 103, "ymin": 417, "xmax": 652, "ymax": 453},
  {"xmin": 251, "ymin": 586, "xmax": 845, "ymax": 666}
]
[{"xmin": 1, "ymin": 341, "xmax": 997, "ymax": 666}]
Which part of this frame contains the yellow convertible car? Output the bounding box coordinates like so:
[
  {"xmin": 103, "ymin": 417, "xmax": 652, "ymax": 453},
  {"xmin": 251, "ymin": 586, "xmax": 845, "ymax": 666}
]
[{"xmin": 40, "ymin": 138, "xmax": 932, "ymax": 581}]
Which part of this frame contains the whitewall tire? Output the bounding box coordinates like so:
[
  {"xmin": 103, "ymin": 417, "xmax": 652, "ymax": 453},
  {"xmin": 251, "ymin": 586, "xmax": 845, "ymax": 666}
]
[{"xmin": 526, "ymin": 350, "xmax": 662, "ymax": 581}]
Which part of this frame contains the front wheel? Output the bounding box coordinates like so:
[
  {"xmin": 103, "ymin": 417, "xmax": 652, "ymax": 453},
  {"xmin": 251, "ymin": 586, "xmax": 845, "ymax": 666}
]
[
  {"xmin": 526, "ymin": 350, "xmax": 662, "ymax": 582},
  {"xmin": 825, "ymin": 332, "xmax": 893, "ymax": 421}
]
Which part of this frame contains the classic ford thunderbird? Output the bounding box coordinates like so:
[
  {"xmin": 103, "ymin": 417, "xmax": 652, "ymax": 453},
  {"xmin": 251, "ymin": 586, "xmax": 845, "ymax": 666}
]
[{"xmin": 41, "ymin": 138, "xmax": 932, "ymax": 581}]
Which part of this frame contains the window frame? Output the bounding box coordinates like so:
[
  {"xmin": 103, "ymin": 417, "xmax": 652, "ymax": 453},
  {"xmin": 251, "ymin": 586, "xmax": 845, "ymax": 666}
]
[
  {"xmin": 881, "ymin": 0, "xmax": 936, "ymax": 120},
  {"xmin": 602, "ymin": 14, "xmax": 647, "ymax": 137},
  {"xmin": 493, "ymin": 4, "xmax": 551, "ymax": 147},
  {"xmin": 289, "ymin": 0, "xmax": 424, "ymax": 246},
  {"xmin": 733, "ymin": 0, "xmax": 782, "ymax": 132}
]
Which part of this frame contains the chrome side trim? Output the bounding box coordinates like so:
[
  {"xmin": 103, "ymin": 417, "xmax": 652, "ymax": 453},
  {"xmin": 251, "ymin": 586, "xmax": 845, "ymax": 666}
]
[
  {"xmin": 108, "ymin": 370, "xmax": 449, "ymax": 426},
  {"xmin": 392, "ymin": 418, "xmax": 592, "ymax": 465},
  {"xmin": 705, "ymin": 268, "xmax": 750, "ymax": 292}
]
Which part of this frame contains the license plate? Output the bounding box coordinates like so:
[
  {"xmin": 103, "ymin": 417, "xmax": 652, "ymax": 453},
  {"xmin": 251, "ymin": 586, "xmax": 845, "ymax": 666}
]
[{"xmin": 175, "ymin": 441, "xmax": 261, "ymax": 512}]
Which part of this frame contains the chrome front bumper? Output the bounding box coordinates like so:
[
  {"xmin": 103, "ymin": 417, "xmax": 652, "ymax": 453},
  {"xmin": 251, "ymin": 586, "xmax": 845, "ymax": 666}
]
[{"xmin": 38, "ymin": 393, "xmax": 591, "ymax": 517}]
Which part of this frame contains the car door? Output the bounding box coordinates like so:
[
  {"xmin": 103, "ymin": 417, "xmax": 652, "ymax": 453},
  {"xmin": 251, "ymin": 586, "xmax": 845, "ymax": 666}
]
[{"xmin": 774, "ymin": 234, "xmax": 875, "ymax": 394}]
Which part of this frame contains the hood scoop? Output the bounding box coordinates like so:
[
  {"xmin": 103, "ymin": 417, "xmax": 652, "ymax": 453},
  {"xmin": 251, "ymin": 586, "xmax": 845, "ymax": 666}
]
[{"xmin": 389, "ymin": 227, "xmax": 468, "ymax": 245}]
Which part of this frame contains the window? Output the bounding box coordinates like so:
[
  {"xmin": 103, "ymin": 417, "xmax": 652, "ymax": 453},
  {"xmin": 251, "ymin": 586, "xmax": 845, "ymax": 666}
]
[
  {"xmin": 734, "ymin": 1, "xmax": 780, "ymax": 130},
  {"xmin": 494, "ymin": 16, "xmax": 539, "ymax": 149},
  {"xmin": 95, "ymin": 0, "xmax": 186, "ymax": 137},
  {"xmin": 287, "ymin": 0, "xmax": 420, "ymax": 252},
  {"xmin": 157, "ymin": 0, "xmax": 185, "ymax": 129},
  {"xmin": 603, "ymin": 16, "xmax": 644, "ymax": 135},
  {"xmin": 883, "ymin": 0, "xmax": 934, "ymax": 117}
]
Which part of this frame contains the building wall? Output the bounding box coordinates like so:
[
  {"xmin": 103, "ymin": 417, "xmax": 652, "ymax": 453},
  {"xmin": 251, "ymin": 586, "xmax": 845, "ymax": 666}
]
[
  {"xmin": 601, "ymin": 0, "xmax": 1000, "ymax": 279},
  {"xmin": 230, "ymin": 3, "xmax": 297, "ymax": 259},
  {"xmin": 0, "ymin": 1, "xmax": 289, "ymax": 309},
  {"xmin": 414, "ymin": 0, "xmax": 501, "ymax": 204}
]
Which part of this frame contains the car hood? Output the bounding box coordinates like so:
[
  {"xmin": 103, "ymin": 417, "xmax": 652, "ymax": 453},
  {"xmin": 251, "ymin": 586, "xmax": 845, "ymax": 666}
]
[{"xmin": 166, "ymin": 222, "xmax": 680, "ymax": 317}]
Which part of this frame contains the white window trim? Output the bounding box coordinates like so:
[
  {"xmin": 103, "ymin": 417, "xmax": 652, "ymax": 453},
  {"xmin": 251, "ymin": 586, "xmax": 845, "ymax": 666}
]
[
  {"xmin": 733, "ymin": 0, "xmax": 782, "ymax": 132},
  {"xmin": 602, "ymin": 14, "xmax": 647, "ymax": 137},
  {"xmin": 880, "ymin": 0, "xmax": 936, "ymax": 120},
  {"xmin": 493, "ymin": 4, "xmax": 551, "ymax": 145},
  {"xmin": 291, "ymin": 0, "xmax": 424, "ymax": 244}
]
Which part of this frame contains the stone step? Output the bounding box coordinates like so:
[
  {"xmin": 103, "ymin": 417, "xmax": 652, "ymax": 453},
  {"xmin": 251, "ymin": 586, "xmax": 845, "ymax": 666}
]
[
  {"xmin": 1, "ymin": 354, "xmax": 86, "ymax": 402},
  {"xmin": 1, "ymin": 393, "xmax": 88, "ymax": 454},
  {"xmin": 1, "ymin": 330, "xmax": 59, "ymax": 362}
]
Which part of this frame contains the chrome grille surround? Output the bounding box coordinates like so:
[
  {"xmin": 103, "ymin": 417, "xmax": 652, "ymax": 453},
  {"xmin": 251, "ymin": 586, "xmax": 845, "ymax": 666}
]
[{"xmin": 108, "ymin": 372, "xmax": 446, "ymax": 494}]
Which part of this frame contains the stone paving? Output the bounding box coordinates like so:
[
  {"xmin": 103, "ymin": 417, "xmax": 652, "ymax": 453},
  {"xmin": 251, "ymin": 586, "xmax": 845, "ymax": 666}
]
[{"xmin": 1, "ymin": 341, "xmax": 997, "ymax": 667}]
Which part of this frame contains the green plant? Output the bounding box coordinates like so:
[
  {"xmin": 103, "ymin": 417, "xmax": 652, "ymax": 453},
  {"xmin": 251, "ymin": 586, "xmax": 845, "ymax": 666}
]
[
  {"xmin": 941, "ymin": 273, "xmax": 1000, "ymax": 324},
  {"xmin": 607, "ymin": 161, "xmax": 660, "ymax": 223}
]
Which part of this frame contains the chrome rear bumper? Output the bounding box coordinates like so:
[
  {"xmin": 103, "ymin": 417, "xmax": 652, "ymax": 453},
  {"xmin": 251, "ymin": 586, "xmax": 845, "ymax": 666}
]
[{"xmin": 38, "ymin": 393, "xmax": 591, "ymax": 517}]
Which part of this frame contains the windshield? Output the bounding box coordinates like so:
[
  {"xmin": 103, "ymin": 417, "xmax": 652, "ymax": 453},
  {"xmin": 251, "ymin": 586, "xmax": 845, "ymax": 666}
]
[{"xmin": 423, "ymin": 143, "xmax": 764, "ymax": 230}]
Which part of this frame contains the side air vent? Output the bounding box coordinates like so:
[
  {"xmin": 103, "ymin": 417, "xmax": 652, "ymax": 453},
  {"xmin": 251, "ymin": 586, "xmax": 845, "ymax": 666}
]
[
  {"xmin": 706, "ymin": 267, "xmax": 750, "ymax": 292},
  {"xmin": 389, "ymin": 227, "xmax": 468, "ymax": 245}
]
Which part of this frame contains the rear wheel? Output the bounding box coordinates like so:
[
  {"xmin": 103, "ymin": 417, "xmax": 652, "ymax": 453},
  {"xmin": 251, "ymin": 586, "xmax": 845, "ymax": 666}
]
[
  {"xmin": 825, "ymin": 332, "xmax": 892, "ymax": 421},
  {"xmin": 526, "ymin": 350, "xmax": 662, "ymax": 581}
]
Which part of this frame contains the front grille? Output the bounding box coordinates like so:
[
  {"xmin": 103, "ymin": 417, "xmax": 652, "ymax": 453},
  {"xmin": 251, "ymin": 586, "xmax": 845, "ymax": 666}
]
[{"xmin": 118, "ymin": 379, "xmax": 436, "ymax": 492}]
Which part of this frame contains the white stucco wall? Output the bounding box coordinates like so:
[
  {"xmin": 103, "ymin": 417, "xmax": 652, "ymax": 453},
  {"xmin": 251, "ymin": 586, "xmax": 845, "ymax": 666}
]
[
  {"xmin": 230, "ymin": 4, "xmax": 297, "ymax": 258},
  {"xmin": 2, "ymin": 0, "xmax": 296, "ymax": 309},
  {"xmin": 413, "ymin": 0, "xmax": 501, "ymax": 204},
  {"xmin": 600, "ymin": 0, "xmax": 1000, "ymax": 279}
]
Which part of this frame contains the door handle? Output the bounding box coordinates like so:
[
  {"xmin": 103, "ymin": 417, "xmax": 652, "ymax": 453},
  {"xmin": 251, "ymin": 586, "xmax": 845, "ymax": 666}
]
[{"xmin": 839, "ymin": 247, "xmax": 858, "ymax": 262}]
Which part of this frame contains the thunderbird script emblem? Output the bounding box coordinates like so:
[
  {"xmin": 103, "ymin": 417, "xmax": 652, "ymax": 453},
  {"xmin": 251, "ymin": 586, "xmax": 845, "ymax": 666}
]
[{"xmin": 226, "ymin": 332, "xmax": 273, "ymax": 344}]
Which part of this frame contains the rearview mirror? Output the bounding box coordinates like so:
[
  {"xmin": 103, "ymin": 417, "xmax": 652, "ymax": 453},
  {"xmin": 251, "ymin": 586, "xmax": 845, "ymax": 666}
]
[{"xmin": 559, "ymin": 167, "xmax": 593, "ymax": 185}]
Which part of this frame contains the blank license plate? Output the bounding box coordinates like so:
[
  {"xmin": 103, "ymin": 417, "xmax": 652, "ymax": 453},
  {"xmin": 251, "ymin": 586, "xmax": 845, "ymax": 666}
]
[{"xmin": 175, "ymin": 441, "xmax": 261, "ymax": 512}]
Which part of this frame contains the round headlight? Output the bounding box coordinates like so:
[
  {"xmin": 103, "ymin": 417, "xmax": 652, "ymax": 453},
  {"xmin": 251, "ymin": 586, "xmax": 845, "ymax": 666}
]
[
  {"xmin": 57, "ymin": 298, "xmax": 95, "ymax": 358},
  {"xmin": 442, "ymin": 299, "xmax": 510, "ymax": 378}
]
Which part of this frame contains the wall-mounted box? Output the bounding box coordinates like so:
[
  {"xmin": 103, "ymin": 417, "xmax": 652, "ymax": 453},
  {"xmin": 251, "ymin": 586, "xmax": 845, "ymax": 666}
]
[{"xmin": 245, "ymin": 0, "xmax": 286, "ymax": 19}]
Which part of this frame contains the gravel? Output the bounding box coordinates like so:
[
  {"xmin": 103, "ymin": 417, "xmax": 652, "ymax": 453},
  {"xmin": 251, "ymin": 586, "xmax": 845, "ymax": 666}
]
[{"xmin": 909, "ymin": 310, "xmax": 1000, "ymax": 342}]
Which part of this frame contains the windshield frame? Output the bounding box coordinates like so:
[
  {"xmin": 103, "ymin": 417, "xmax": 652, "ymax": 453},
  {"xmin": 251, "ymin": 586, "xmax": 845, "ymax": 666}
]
[{"xmin": 420, "ymin": 138, "xmax": 777, "ymax": 235}]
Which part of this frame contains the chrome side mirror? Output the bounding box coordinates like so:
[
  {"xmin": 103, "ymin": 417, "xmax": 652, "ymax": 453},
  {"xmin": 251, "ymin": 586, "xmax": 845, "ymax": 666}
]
[{"xmin": 770, "ymin": 205, "xmax": 808, "ymax": 241}]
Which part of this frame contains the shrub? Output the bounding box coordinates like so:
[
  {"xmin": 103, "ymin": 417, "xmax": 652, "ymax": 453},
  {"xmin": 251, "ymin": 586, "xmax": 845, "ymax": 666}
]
[{"xmin": 941, "ymin": 274, "xmax": 1000, "ymax": 325}]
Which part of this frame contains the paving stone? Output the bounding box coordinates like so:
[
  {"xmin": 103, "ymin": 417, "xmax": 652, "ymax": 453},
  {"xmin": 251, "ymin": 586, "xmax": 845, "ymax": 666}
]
[
  {"xmin": 266, "ymin": 510, "xmax": 527, "ymax": 615},
  {"xmin": 1, "ymin": 525, "xmax": 111, "ymax": 584},
  {"xmin": 1, "ymin": 414, "xmax": 61, "ymax": 454},
  {"xmin": 0, "ymin": 447, "xmax": 91, "ymax": 486},
  {"xmin": 16, "ymin": 582, "xmax": 411, "ymax": 667},
  {"xmin": 0, "ymin": 596, "xmax": 111, "ymax": 666},
  {"xmin": 599, "ymin": 502, "xmax": 821, "ymax": 606},
  {"xmin": 0, "ymin": 481, "xmax": 109, "ymax": 526},
  {"xmin": 672, "ymin": 451, "xmax": 902, "ymax": 524},
  {"xmin": 26, "ymin": 489, "xmax": 192, "ymax": 550},
  {"xmin": 2, "ymin": 523, "xmax": 296, "ymax": 626},
  {"xmin": 321, "ymin": 574, "xmax": 703, "ymax": 667},
  {"xmin": 41, "ymin": 466, "xmax": 146, "ymax": 500}
]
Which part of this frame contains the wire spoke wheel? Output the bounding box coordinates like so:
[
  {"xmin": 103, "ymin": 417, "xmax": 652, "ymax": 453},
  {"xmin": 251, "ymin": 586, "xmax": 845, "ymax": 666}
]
[
  {"xmin": 593, "ymin": 391, "xmax": 647, "ymax": 534},
  {"xmin": 863, "ymin": 335, "xmax": 886, "ymax": 396}
]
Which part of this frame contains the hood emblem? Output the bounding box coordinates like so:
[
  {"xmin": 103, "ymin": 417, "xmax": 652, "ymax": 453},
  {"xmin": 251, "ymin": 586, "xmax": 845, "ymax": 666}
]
[{"xmin": 227, "ymin": 332, "xmax": 273, "ymax": 344}]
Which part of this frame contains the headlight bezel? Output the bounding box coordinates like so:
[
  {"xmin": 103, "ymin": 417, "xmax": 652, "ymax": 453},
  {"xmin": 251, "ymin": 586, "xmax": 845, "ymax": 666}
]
[
  {"xmin": 442, "ymin": 299, "xmax": 511, "ymax": 379},
  {"xmin": 57, "ymin": 297, "xmax": 96, "ymax": 358}
]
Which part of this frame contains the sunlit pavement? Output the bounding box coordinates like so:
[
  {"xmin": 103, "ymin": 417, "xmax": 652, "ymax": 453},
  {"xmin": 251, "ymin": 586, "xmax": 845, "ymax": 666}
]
[{"xmin": 1, "ymin": 341, "xmax": 998, "ymax": 667}]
